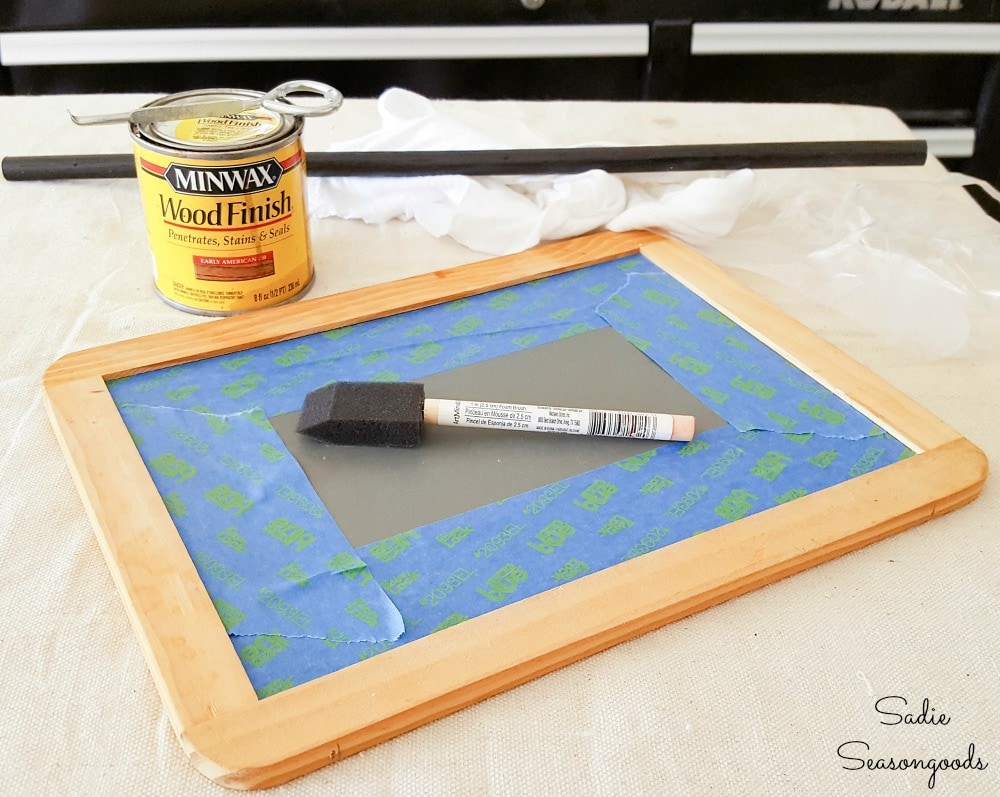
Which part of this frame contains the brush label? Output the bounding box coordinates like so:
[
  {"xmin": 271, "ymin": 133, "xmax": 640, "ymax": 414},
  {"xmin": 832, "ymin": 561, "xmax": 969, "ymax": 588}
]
[{"xmin": 432, "ymin": 399, "xmax": 675, "ymax": 440}]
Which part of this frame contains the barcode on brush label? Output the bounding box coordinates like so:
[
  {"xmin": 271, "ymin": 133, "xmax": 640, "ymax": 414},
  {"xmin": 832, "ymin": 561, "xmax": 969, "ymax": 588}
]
[{"xmin": 586, "ymin": 410, "xmax": 660, "ymax": 439}]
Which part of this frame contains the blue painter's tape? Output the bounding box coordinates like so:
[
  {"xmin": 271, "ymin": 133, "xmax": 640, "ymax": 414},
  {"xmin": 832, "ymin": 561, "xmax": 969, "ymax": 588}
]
[{"xmin": 108, "ymin": 254, "xmax": 909, "ymax": 697}]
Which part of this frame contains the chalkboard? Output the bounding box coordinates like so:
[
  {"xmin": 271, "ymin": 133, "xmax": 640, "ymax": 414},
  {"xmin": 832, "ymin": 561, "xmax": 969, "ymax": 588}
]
[{"xmin": 43, "ymin": 230, "xmax": 987, "ymax": 789}]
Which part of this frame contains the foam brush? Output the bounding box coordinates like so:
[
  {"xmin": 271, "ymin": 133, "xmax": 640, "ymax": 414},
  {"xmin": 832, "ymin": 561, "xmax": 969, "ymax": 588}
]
[{"xmin": 295, "ymin": 381, "xmax": 696, "ymax": 448}]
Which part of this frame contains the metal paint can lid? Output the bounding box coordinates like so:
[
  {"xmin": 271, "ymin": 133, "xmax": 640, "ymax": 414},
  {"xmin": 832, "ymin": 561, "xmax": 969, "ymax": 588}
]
[{"xmin": 131, "ymin": 88, "xmax": 301, "ymax": 154}]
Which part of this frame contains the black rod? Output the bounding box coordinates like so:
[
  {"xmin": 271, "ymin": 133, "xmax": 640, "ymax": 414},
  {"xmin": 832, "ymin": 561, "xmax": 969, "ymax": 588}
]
[{"xmin": 1, "ymin": 140, "xmax": 927, "ymax": 182}]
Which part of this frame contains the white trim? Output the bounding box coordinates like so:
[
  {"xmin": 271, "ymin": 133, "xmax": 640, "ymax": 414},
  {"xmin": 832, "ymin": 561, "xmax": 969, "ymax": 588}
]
[
  {"xmin": 4, "ymin": 22, "xmax": 998, "ymax": 67},
  {"xmin": 912, "ymin": 126, "xmax": 976, "ymax": 158},
  {"xmin": 692, "ymin": 22, "xmax": 1000, "ymax": 54},
  {"xmin": 0, "ymin": 25, "xmax": 649, "ymax": 66}
]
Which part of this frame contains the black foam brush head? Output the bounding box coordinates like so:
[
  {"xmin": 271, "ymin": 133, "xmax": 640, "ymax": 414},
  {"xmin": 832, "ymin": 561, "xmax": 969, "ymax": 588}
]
[{"xmin": 295, "ymin": 381, "xmax": 426, "ymax": 447}]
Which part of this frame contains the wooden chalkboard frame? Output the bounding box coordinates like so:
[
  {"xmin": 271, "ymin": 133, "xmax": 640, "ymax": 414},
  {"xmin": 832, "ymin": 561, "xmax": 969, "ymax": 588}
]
[{"xmin": 43, "ymin": 230, "xmax": 987, "ymax": 789}]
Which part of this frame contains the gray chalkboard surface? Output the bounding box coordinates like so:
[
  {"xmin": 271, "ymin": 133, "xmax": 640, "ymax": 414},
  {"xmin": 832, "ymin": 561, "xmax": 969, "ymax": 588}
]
[{"xmin": 272, "ymin": 326, "xmax": 725, "ymax": 547}]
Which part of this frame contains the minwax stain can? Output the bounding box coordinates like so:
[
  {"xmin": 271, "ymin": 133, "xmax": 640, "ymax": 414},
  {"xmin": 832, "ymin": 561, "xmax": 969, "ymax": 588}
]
[{"xmin": 131, "ymin": 89, "xmax": 313, "ymax": 315}]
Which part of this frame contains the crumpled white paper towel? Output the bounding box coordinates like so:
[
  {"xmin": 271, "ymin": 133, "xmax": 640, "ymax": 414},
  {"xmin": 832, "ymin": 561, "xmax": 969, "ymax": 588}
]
[{"xmin": 308, "ymin": 88, "xmax": 756, "ymax": 255}]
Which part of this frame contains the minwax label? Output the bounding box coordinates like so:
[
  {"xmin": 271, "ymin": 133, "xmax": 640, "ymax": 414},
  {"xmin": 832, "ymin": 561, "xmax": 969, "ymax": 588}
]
[{"xmin": 133, "ymin": 137, "xmax": 312, "ymax": 314}]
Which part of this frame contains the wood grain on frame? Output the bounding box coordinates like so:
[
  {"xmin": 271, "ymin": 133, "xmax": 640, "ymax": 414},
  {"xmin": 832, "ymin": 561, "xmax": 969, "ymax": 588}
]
[{"xmin": 43, "ymin": 231, "xmax": 987, "ymax": 789}]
